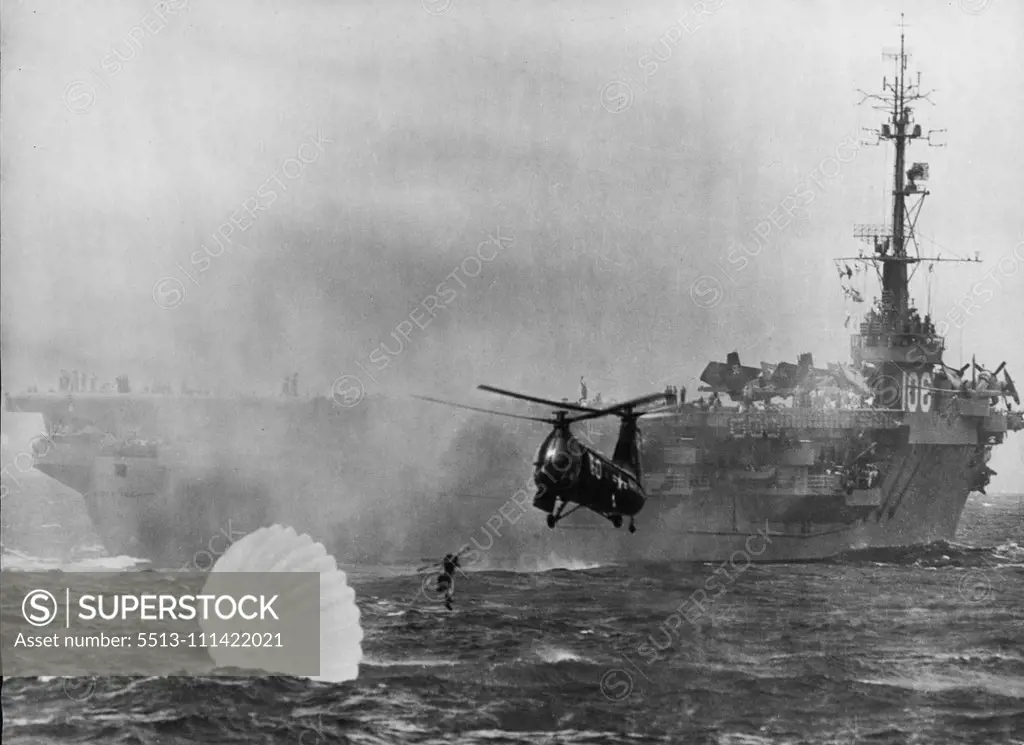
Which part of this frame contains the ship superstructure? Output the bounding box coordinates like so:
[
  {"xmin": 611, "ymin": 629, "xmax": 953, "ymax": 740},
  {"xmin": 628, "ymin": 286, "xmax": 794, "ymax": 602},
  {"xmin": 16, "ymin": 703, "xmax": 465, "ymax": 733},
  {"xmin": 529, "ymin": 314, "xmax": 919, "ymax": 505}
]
[{"xmin": 603, "ymin": 20, "xmax": 1022, "ymax": 558}]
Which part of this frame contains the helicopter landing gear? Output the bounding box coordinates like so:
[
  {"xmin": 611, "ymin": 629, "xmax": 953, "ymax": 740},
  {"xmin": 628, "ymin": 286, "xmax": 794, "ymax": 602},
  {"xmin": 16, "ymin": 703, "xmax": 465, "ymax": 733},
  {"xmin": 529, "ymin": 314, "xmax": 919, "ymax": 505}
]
[
  {"xmin": 628, "ymin": 519, "xmax": 636, "ymax": 534},
  {"xmin": 611, "ymin": 515, "xmax": 623, "ymax": 529},
  {"xmin": 547, "ymin": 501, "xmax": 582, "ymax": 529},
  {"xmin": 548, "ymin": 501, "xmax": 568, "ymax": 529}
]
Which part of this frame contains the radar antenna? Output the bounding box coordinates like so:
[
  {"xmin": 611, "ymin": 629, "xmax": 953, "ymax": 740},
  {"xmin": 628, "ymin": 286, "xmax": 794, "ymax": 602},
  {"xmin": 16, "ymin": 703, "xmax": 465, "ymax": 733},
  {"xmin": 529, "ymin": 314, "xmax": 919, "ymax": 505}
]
[{"xmin": 839, "ymin": 14, "xmax": 977, "ymax": 313}]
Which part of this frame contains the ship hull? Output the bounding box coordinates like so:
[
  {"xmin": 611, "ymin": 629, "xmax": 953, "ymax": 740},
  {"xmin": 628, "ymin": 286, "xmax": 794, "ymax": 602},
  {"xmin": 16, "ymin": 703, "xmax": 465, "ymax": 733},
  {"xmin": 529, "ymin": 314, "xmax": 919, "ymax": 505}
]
[
  {"xmin": 450, "ymin": 443, "xmax": 974, "ymax": 565},
  {"xmin": 4, "ymin": 393, "xmax": 1000, "ymax": 566},
  {"xmin": 75, "ymin": 454, "xmax": 972, "ymax": 566},
  {"xmin": 30, "ymin": 437, "xmax": 979, "ymax": 565}
]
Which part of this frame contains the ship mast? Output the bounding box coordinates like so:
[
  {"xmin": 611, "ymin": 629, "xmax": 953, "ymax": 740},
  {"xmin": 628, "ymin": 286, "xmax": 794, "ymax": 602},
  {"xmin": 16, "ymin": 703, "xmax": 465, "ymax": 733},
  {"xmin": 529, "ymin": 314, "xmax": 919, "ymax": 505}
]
[
  {"xmin": 838, "ymin": 17, "xmax": 980, "ymax": 369},
  {"xmin": 887, "ymin": 20, "xmax": 910, "ymax": 316},
  {"xmin": 846, "ymin": 16, "xmax": 981, "ymax": 305},
  {"xmin": 860, "ymin": 14, "xmax": 948, "ymax": 319}
]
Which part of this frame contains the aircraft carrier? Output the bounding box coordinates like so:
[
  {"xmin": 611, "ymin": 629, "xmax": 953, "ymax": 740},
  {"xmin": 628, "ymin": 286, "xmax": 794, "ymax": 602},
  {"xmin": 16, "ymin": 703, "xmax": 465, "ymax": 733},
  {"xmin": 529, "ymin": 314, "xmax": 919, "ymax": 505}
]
[{"xmin": 5, "ymin": 29, "xmax": 1022, "ymax": 566}]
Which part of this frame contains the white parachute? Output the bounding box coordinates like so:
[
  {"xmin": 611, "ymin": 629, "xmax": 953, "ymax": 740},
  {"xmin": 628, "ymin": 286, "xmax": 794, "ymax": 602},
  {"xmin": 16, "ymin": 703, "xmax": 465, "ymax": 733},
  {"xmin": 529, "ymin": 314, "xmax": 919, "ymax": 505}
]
[{"xmin": 199, "ymin": 525, "xmax": 363, "ymax": 682}]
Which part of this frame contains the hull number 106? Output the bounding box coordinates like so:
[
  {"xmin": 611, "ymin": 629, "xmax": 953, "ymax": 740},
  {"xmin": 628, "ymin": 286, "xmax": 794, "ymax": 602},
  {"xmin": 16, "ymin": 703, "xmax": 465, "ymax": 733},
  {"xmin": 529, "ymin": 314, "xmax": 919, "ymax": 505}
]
[{"xmin": 902, "ymin": 370, "xmax": 933, "ymax": 413}]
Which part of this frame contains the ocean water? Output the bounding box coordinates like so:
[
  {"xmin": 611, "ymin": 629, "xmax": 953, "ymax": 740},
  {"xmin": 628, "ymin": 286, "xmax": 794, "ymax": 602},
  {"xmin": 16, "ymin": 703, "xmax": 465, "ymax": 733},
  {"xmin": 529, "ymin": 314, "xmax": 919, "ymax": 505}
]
[{"xmin": 1, "ymin": 481, "xmax": 1022, "ymax": 744}]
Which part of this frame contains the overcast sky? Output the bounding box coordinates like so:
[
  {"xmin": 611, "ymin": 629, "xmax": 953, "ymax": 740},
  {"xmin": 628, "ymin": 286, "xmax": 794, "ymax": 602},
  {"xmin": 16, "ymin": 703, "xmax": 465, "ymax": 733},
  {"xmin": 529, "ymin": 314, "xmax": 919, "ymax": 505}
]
[{"xmin": 2, "ymin": 0, "xmax": 1022, "ymax": 482}]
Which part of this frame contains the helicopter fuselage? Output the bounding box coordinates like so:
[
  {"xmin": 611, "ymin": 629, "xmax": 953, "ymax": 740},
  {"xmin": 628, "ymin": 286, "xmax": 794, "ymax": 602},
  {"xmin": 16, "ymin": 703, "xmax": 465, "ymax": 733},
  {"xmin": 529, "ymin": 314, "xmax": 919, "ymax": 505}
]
[{"xmin": 531, "ymin": 425, "xmax": 646, "ymax": 523}]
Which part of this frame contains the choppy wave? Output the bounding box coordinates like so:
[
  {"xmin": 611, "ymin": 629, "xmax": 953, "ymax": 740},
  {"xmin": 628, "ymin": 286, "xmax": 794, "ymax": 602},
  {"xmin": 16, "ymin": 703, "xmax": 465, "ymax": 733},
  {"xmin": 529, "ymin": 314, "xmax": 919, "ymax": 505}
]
[
  {"xmin": 830, "ymin": 539, "xmax": 1024, "ymax": 568},
  {"xmin": 531, "ymin": 644, "xmax": 592, "ymax": 664},
  {"xmin": 1, "ymin": 548, "xmax": 149, "ymax": 572},
  {"xmin": 362, "ymin": 657, "xmax": 458, "ymax": 668},
  {"xmin": 4, "ymin": 497, "xmax": 1023, "ymax": 744},
  {"xmin": 473, "ymin": 554, "xmax": 614, "ymax": 573}
]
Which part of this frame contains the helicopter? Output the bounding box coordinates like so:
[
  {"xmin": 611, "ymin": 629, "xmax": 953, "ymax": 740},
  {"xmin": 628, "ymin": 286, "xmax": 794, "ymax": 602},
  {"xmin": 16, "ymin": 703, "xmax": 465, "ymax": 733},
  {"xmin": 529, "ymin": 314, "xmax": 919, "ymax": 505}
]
[{"xmin": 414, "ymin": 385, "xmax": 668, "ymax": 533}]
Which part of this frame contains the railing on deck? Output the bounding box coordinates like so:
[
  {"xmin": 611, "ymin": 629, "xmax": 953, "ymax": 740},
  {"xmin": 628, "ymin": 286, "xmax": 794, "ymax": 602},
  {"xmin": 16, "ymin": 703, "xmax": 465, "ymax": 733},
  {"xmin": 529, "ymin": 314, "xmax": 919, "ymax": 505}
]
[{"xmin": 661, "ymin": 409, "xmax": 903, "ymax": 434}]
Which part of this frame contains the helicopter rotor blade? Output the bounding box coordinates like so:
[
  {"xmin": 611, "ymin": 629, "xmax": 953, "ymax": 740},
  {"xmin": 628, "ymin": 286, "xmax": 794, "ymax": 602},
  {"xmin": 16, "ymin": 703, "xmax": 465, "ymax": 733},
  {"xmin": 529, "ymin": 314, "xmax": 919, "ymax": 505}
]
[
  {"xmin": 411, "ymin": 395, "xmax": 554, "ymax": 423},
  {"xmin": 638, "ymin": 410, "xmax": 683, "ymax": 421},
  {"xmin": 567, "ymin": 392, "xmax": 670, "ymax": 423},
  {"xmin": 477, "ymin": 385, "xmax": 599, "ymax": 413}
]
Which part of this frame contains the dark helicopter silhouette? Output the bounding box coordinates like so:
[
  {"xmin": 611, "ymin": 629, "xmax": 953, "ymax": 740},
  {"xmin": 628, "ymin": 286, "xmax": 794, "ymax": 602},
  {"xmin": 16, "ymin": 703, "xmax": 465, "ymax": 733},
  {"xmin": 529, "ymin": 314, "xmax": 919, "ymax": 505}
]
[{"xmin": 414, "ymin": 385, "xmax": 668, "ymax": 532}]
